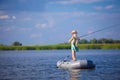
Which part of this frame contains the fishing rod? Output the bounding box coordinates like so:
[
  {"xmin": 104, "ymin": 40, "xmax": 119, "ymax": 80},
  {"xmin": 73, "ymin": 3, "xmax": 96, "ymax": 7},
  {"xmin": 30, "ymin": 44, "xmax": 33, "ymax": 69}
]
[{"xmin": 79, "ymin": 24, "xmax": 119, "ymax": 38}]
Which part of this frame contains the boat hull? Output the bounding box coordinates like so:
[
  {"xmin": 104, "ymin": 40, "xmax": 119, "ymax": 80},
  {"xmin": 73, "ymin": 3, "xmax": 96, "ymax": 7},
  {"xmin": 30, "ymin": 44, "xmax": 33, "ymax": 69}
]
[{"xmin": 57, "ymin": 60, "xmax": 95, "ymax": 69}]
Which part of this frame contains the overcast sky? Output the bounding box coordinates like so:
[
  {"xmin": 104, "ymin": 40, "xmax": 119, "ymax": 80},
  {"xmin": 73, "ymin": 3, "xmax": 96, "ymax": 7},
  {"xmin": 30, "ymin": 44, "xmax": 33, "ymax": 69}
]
[{"xmin": 0, "ymin": 0, "xmax": 120, "ymax": 45}]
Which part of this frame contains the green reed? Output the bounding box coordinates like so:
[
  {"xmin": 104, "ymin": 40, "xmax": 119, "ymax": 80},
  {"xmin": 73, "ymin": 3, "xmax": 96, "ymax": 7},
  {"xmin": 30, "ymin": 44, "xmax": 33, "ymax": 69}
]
[{"xmin": 0, "ymin": 44, "xmax": 120, "ymax": 50}]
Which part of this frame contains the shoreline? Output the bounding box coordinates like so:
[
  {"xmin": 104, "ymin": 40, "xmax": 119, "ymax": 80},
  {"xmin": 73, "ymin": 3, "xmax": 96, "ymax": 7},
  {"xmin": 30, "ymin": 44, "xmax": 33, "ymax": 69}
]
[{"xmin": 0, "ymin": 44, "xmax": 120, "ymax": 50}]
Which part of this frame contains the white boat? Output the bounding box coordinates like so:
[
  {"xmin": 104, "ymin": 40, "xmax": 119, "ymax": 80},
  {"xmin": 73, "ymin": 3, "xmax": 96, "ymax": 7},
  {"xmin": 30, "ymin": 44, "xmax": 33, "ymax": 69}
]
[{"xmin": 57, "ymin": 60, "xmax": 95, "ymax": 69}]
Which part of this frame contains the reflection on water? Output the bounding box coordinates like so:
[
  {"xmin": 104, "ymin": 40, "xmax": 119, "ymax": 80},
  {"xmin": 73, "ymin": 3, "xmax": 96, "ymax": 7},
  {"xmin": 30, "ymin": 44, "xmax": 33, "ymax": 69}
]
[{"xmin": 68, "ymin": 69, "xmax": 81, "ymax": 80}]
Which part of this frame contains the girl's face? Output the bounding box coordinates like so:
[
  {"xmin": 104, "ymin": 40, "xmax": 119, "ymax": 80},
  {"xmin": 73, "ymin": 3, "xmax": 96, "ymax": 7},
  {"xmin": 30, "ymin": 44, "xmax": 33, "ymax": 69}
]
[{"xmin": 72, "ymin": 34, "xmax": 77, "ymax": 37}]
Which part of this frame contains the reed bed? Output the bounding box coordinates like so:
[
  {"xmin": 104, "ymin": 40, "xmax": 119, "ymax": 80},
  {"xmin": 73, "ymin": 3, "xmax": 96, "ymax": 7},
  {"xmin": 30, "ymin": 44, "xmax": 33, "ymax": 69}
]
[{"xmin": 0, "ymin": 44, "xmax": 120, "ymax": 50}]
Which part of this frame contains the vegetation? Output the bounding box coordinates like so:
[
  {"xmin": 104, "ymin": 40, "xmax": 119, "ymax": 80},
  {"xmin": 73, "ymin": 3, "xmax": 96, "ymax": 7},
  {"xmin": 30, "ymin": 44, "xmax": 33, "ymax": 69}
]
[
  {"xmin": 0, "ymin": 44, "xmax": 120, "ymax": 50},
  {"xmin": 12, "ymin": 41, "xmax": 22, "ymax": 46},
  {"xmin": 0, "ymin": 38, "xmax": 120, "ymax": 50},
  {"xmin": 79, "ymin": 38, "xmax": 120, "ymax": 44}
]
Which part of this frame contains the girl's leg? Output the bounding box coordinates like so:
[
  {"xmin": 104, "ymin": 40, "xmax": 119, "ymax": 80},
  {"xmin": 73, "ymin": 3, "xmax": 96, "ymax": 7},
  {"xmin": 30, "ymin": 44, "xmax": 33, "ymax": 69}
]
[{"xmin": 72, "ymin": 50, "xmax": 76, "ymax": 61}]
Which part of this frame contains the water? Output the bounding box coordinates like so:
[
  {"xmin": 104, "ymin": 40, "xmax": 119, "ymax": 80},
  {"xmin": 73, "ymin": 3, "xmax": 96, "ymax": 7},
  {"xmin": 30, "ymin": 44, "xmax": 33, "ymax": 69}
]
[{"xmin": 0, "ymin": 50, "xmax": 120, "ymax": 80}]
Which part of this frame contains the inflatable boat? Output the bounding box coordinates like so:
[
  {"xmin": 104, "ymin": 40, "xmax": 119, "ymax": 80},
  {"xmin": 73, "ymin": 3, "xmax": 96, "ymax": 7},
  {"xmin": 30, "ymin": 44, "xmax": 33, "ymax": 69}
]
[{"xmin": 57, "ymin": 60, "xmax": 95, "ymax": 69}]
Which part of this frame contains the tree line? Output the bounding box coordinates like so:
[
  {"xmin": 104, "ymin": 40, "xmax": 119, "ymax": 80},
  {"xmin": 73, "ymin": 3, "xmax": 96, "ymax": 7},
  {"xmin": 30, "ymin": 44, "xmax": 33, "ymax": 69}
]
[
  {"xmin": 79, "ymin": 38, "xmax": 120, "ymax": 44},
  {"xmin": 0, "ymin": 41, "xmax": 22, "ymax": 46},
  {"xmin": 0, "ymin": 38, "xmax": 120, "ymax": 46}
]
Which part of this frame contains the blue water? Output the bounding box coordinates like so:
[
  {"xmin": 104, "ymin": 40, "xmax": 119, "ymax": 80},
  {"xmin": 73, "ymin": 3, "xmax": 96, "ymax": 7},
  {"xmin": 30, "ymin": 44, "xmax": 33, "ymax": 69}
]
[{"xmin": 0, "ymin": 50, "xmax": 120, "ymax": 80}]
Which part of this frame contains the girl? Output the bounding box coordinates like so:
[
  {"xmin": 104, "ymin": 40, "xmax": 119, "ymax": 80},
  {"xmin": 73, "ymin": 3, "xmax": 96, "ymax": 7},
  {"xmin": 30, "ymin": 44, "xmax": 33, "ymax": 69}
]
[{"xmin": 69, "ymin": 30, "xmax": 79, "ymax": 61}]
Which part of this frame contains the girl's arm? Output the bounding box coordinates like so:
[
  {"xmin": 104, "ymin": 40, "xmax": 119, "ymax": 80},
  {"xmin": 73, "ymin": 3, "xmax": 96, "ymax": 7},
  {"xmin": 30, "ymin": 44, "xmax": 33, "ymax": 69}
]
[
  {"xmin": 69, "ymin": 36, "xmax": 73, "ymax": 43},
  {"xmin": 75, "ymin": 37, "xmax": 79, "ymax": 46}
]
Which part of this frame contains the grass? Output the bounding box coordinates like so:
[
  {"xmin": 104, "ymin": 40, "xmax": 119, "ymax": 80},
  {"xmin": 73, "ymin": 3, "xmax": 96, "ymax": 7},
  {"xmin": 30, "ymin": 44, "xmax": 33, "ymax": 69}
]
[{"xmin": 0, "ymin": 44, "xmax": 120, "ymax": 50}]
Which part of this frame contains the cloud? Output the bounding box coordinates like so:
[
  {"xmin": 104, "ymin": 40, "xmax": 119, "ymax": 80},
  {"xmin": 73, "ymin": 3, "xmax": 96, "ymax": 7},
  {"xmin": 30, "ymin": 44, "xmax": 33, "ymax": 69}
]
[
  {"xmin": 22, "ymin": 17, "xmax": 32, "ymax": 21},
  {"xmin": 0, "ymin": 15, "xmax": 9, "ymax": 19},
  {"xmin": 87, "ymin": 30, "xmax": 94, "ymax": 34},
  {"xmin": 94, "ymin": 5, "xmax": 113, "ymax": 10},
  {"xmin": 0, "ymin": 15, "xmax": 17, "ymax": 20},
  {"xmin": 50, "ymin": 0, "xmax": 103, "ymax": 4},
  {"xmin": 3, "ymin": 26, "xmax": 15, "ymax": 32},
  {"xmin": 19, "ymin": 27, "xmax": 32, "ymax": 32},
  {"xmin": 12, "ymin": 16, "xmax": 16, "ymax": 19},
  {"xmin": 94, "ymin": 6, "xmax": 103, "ymax": 10},
  {"xmin": 35, "ymin": 23, "xmax": 47, "ymax": 28},
  {"xmin": 0, "ymin": 25, "xmax": 32, "ymax": 33},
  {"xmin": 35, "ymin": 19, "xmax": 55, "ymax": 29},
  {"xmin": 30, "ymin": 33, "xmax": 42, "ymax": 38},
  {"xmin": 47, "ymin": 11, "xmax": 97, "ymax": 18},
  {"xmin": 105, "ymin": 5, "xmax": 113, "ymax": 10}
]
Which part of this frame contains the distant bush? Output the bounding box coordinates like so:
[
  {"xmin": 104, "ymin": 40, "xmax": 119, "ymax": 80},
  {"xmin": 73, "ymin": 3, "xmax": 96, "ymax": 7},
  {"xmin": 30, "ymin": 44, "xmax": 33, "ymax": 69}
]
[{"xmin": 12, "ymin": 41, "xmax": 22, "ymax": 46}]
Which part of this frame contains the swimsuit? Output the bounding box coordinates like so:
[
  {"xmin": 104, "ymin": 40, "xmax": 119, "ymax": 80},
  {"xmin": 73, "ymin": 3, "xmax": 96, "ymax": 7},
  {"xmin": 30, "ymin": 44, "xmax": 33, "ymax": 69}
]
[{"xmin": 71, "ymin": 39, "xmax": 79, "ymax": 52}]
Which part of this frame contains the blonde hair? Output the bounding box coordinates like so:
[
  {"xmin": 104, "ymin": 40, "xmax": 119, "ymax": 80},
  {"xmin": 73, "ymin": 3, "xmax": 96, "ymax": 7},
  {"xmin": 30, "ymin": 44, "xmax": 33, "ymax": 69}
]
[{"xmin": 71, "ymin": 30, "xmax": 77, "ymax": 34}]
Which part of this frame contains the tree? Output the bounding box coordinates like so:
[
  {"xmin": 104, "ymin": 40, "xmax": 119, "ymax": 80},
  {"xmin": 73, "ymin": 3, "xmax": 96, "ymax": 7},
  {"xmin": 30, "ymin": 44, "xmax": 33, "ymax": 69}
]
[
  {"xmin": 98, "ymin": 38, "xmax": 107, "ymax": 44},
  {"xmin": 107, "ymin": 38, "xmax": 114, "ymax": 43},
  {"xmin": 79, "ymin": 39, "xmax": 88, "ymax": 44},
  {"xmin": 12, "ymin": 41, "xmax": 22, "ymax": 46},
  {"xmin": 114, "ymin": 40, "xmax": 120, "ymax": 43},
  {"xmin": 90, "ymin": 38, "xmax": 97, "ymax": 44},
  {"xmin": 0, "ymin": 44, "xmax": 4, "ymax": 46}
]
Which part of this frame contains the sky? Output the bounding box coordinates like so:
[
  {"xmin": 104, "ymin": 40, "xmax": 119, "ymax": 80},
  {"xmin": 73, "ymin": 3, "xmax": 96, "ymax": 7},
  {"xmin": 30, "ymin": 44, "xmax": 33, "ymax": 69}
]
[{"xmin": 0, "ymin": 0, "xmax": 120, "ymax": 45}]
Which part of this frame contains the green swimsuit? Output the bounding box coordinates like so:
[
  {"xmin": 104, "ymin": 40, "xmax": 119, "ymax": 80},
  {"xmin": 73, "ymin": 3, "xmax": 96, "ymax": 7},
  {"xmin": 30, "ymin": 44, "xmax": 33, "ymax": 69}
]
[{"xmin": 71, "ymin": 39, "xmax": 79, "ymax": 52}]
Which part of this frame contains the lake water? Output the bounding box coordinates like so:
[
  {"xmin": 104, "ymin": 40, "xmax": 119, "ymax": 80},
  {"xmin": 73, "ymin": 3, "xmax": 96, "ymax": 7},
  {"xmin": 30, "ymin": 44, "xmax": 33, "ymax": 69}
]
[{"xmin": 0, "ymin": 50, "xmax": 120, "ymax": 80}]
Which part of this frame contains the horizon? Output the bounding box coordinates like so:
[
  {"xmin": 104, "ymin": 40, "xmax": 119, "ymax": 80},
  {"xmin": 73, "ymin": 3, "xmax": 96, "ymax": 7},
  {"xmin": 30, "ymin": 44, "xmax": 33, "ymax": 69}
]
[
  {"xmin": 0, "ymin": 0, "xmax": 120, "ymax": 45},
  {"xmin": 1, "ymin": 37, "xmax": 120, "ymax": 46}
]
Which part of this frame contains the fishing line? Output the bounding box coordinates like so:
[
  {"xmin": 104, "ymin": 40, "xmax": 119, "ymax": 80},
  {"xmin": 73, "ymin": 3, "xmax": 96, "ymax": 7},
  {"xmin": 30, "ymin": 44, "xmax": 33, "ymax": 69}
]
[{"xmin": 79, "ymin": 24, "xmax": 119, "ymax": 38}]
